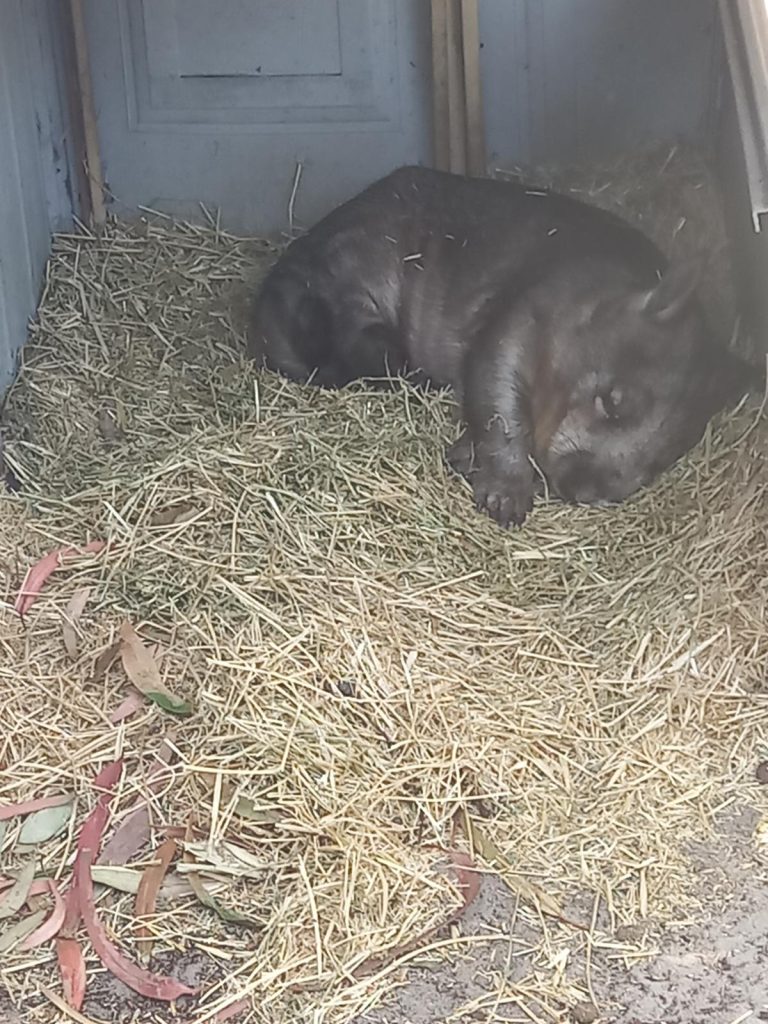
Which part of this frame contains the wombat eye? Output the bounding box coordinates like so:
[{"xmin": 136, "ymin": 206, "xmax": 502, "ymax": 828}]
[{"xmin": 595, "ymin": 387, "xmax": 623, "ymax": 421}]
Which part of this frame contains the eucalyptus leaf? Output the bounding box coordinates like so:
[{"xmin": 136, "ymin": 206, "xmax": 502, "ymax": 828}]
[
  {"xmin": 0, "ymin": 909, "xmax": 46, "ymax": 953},
  {"xmin": 18, "ymin": 800, "xmax": 74, "ymax": 845},
  {"xmin": 146, "ymin": 692, "xmax": 194, "ymax": 717}
]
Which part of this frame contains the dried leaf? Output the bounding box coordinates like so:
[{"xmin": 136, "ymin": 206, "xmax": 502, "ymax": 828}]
[
  {"xmin": 118, "ymin": 623, "xmax": 193, "ymax": 715},
  {"xmin": 21, "ymin": 880, "xmax": 66, "ymax": 949},
  {"xmin": 19, "ymin": 799, "xmax": 74, "ymax": 845},
  {"xmin": 0, "ymin": 793, "xmax": 73, "ymax": 822},
  {"xmin": 109, "ymin": 691, "xmax": 145, "ymax": 724},
  {"xmin": 91, "ymin": 864, "xmax": 226, "ymax": 901},
  {"xmin": 232, "ymin": 797, "xmax": 284, "ymax": 824},
  {"xmin": 183, "ymin": 825, "xmax": 259, "ymax": 929},
  {"xmin": 119, "ymin": 622, "xmax": 181, "ymax": 703},
  {"xmin": 445, "ymin": 849, "xmax": 482, "ymax": 910},
  {"xmin": 0, "ymin": 876, "xmax": 51, "ymax": 899},
  {"xmin": 98, "ymin": 736, "xmax": 176, "ymax": 865},
  {"xmin": 0, "ymin": 909, "xmax": 47, "ymax": 953},
  {"xmin": 214, "ymin": 997, "xmax": 251, "ymax": 1022},
  {"xmin": 118, "ymin": 621, "xmax": 167, "ymax": 694},
  {"xmin": 90, "ymin": 865, "xmax": 144, "ymax": 894},
  {"xmin": 62, "ymin": 588, "xmax": 91, "ymax": 659},
  {"xmin": 92, "ymin": 640, "xmax": 121, "ymax": 683},
  {"xmin": 15, "ymin": 541, "xmax": 106, "ymax": 618},
  {"xmin": 464, "ymin": 816, "xmax": 563, "ymax": 919},
  {"xmin": 150, "ymin": 504, "xmax": 196, "ymax": 527},
  {"xmin": 61, "ymin": 759, "xmax": 123, "ymax": 937},
  {"xmin": 185, "ymin": 871, "xmax": 260, "ymax": 929},
  {"xmin": 77, "ymin": 849, "xmax": 197, "ymax": 1000},
  {"xmin": 56, "ymin": 937, "xmax": 87, "ymax": 1011},
  {"xmin": 135, "ymin": 838, "xmax": 177, "ymax": 958},
  {"xmin": 180, "ymin": 839, "xmax": 267, "ymax": 878},
  {"xmin": 0, "ymin": 859, "xmax": 36, "ymax": 919}
]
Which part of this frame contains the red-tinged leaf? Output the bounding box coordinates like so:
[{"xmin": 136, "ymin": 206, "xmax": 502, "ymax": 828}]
[
  {"xmin": 76, "ymin": 849, "xmax": 197, "ymax": 1001},
  {"xmin": 0, "ymin": 793, "xmax": 73, "ymax": 821},
  {"xmin": 109, "ymin": 690, "xmax": 145, "ymax": 724},
  {"xmin": 15, "ymin": 541, "xmax": 107, "ymax": 618},
  {"xmin": 0, "ymin": 860, "xmax": 36, "ymax": 919},
  {"xmin": 445, "ymin": 849, "xmax": 481, "ymax": 913},
  {"xmin": 98, "ymin": 738, "xmax": 176, "ymax": 866},
  {"xmin": 135, "ymin": 838, "xmax": 177, "ymax": 959},
  {"xmin": 56, "ymin": 936, "xmax": 86, "ymax": 1011},
  {"xmin": 21, "ymin": 880, "xmax": 65, "ymax": 949},
  {"xmin": 91, "ymin": 759, "xmax": 124, "ymax": 796},
  {"xmin": 214, "ymin": 996, "xmax": 251, "ymax": 1022},
  {"xmin": 62, "ymin": 587, "xmax": 91, "ymax": 659},
  {"xmin": 0, "ymin": 877, "xmax": 51, "ymax": 899},
  {"xmin": 61, "ymin": 759, "xmax": 123, "ymax": 937}
]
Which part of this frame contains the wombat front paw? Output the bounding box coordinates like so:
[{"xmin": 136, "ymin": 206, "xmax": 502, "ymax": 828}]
[{"xmin": 472, "ymin": 463, "xmax": 534, "ymax": 528}]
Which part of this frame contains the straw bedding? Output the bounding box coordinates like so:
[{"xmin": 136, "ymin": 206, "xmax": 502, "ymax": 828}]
[{"xmin": 0, "ymin": 143, "xmax": 766, "ymax": 1023}]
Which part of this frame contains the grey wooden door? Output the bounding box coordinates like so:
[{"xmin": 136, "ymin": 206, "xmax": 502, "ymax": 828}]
[
  {"xmin": 84, "ymin": 0, "xmax": 431, "ymax": 234},
  {"xmin": 0, "ymin": 0, "xmax": 74, "ymax": 395}
]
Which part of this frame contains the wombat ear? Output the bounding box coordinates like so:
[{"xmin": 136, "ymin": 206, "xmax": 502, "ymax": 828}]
[{"xmin": 638, "ymin": 261, "xmax": 701, "ymax": 324}]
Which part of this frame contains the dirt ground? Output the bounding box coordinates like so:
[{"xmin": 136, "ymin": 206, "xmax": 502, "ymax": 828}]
[
  {"xmin": 7, "ymin": 808, "xmax": 757, "ymax": 1024},
  {"xmin": 349, "ymin": 810, "xmax": 768, "ymax": 1024}
]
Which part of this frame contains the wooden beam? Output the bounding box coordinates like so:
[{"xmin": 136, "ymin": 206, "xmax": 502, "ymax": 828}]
[
  {"xmin": 461, "ymin": 0, "xmax": 486, "ymax": 177},
  {"xmin": 68, "ymin": 0, "xmax": 106, "ymax": 230},
  {"xmin": 431, "ymin": 0, "xmax": 451, "ymax": 171},
  {"xmin": 445, "ymin": 0, "xmax": 468, "ymax": 175}
]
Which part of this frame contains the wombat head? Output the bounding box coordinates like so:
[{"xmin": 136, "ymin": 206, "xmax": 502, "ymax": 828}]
[{"xmin": 535, "ymin": 263, "xmax": 753, "ymax": 505}]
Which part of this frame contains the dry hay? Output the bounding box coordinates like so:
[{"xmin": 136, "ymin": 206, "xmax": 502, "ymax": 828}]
[{"xmin": 0, "ymin": 149, "xmax": 767, "ymax": 1024}]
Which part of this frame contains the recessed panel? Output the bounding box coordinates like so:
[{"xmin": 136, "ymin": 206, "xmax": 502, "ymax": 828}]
[
  {"xmin": 123, "ymin": 0, "xmax": 398, "ymax": 129},
  {"xmin": 148, "ymin": 0, "xmax": 342, "ymax": 78}
]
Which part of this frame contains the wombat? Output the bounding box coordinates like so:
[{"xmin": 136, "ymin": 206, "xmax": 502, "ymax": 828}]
[{"xmin": 248, "ymin": 166, "xmax": 752, "ymax": 527}]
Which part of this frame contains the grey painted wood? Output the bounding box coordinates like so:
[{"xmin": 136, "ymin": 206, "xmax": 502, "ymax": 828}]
[
  {"xmin": 0, "ymin": 0, "xmax": 74, "ymax": 396},
  {"xmin": 84, "ymin": 0, "xmax": 432, "ymax": 234},
  {"xmin": 718, "ymin": 65, "xmax": 768, "ymax": 353},
  {"xmin": 480, "ymin": 0, "xmax": 720, "ymax": 168},
  {"xmin": 85, "ymin": 0, "xmax": 721, "ymax": 237}
]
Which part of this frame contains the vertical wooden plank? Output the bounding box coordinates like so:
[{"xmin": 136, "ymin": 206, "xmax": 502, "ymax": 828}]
[
  {"xmin": 461, "ymin": 0, "xmax": 485, "ymax": 176},
  {"xmin": 445, "ymin": 0, "xmax": 467, "ymax": 174},
  {"xmin": 69, "ymin": 0, "xmax": 106, "ymax": 228},
  {"xmin": 431, "ymin": 0, "xmax": 450, "ymax": 170}
]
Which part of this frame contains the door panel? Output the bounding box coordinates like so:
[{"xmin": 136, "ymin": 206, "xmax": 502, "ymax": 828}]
[{"xmin": 85, "ymin": 0, "xmax": 431, "ymax": 233}]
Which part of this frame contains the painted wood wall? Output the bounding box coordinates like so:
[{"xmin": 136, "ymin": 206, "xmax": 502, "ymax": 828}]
[
  {"xmin": 0, "ymin": 0, "xmax": 726, "ymax": 391},
  {"xmin": 0, "ymin": 0, "xmax": 74, "ymax": 396}
]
